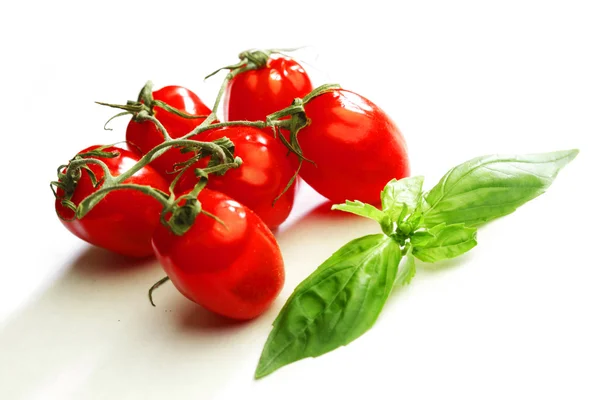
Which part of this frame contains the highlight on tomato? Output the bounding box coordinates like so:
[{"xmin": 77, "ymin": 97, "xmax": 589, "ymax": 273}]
[
  {"xmin": 151, "ymin": 189, "xmax": 285, "ymax": 320},
  {"xmin": 52, "ymin": 145, "xmax": 170, "ymax": 258}
]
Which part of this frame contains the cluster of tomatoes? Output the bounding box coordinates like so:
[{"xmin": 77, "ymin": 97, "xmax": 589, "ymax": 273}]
[{"xmin": 52, "ymin": 50, "xmax": 411, "ymax": 320}]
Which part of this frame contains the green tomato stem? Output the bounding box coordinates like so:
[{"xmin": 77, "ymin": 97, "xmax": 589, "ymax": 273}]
[
  {"xmin": 76, "ymin": 183, "xmax": 171, "ymax": 219},
  {"xmin": 57, "ymin": 50, "xmax": 340, "ymax": 238},
  {"xmin": 148, "ymin": 276, "xmax": 171, "ymax": 307}
]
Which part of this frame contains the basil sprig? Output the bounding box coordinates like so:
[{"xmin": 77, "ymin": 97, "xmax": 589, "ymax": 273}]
[{"xmin": 255, "ymin": 149, "xmax": 578, "ymax": 378}]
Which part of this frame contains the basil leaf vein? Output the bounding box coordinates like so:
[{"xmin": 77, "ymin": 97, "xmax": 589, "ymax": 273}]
[
  {"xmin": 412, "ymin": 223, "xmax": 477, "ymax": 263},
  {"xmin": 255, "ymin": 234, "xmax": 402, "ymax": 378},
  {"xmin": 381, "ymin": 176, "xmax": 425, "ymax": 223},
  {"xmin": 422, "ymin": 149, "xmax": 578, "ymax": 227},
  {"xmin": 331, "ymin": 200, "xmax": 387, "ymax": 223}
]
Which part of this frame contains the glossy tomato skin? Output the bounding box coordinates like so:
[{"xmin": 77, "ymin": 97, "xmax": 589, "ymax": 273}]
[
  {"xmin": 177, "ymin": 126, "xmax": 298, "ymax": 229},
  {"xmin": 297, "ymin": 89, "xmax": 410, "ymax": 205},
  {"xmin": 56, "ymin": 146, "xmax": 170, "ymax": 258},
  {"xmin": 126, "ymin": 85, "xmax": 211, "ymax": 180},
  {"xmin": 224, "ymin": 54, "xmax": 313, "ymax": 122},
  {"xmin": 152, "ymin": 189, "xmax": 285, "ymax": 320}
]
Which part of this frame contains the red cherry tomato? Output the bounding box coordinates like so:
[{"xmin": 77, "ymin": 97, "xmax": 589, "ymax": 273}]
[
  {"xmin": 56, "ymin": 146, "xmax": 170, "ymax": 257},
  {"xmin": 177, "ymin": 126, "xmax": 298, "ymax": 229},
  {"xmin": 296, "ymin": 89, "xmax": 410, "ymax": 204},
  {"xmin": 152, "ymin": 189, "xmax": 285, "ymax": 320},
  {"xmin": 126, "ymin": 85, "xmax": 211, "ymax": 179},
  {"xmin": 224, "ymin": 54, "xmax": 313, "ymax": 122}
]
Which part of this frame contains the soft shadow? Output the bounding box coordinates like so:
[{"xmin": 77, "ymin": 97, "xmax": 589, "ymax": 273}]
[
  {"xmin": 276, "ymin": 198, "xmax": 367, "ymax": 238},
  {"xmin": 387, "ymin": 279, "xmax": 416, "ymax": 304},
  {"xmin": 69, "ymin": 246, "xmax": 156, "ymax": 279},
  {"xmin": 177, "ymin": 300, "xmax": 253, "ymax": 333},
  {"xmin": 417, "ymin": 252, "xmax": 476, "ymax": 275},
  {"xmin": 387, "ymin": 253, "xmax": 476, "ymax": 304},
  {"xmin": 308, "ymin": 201, "xmax": 363, "ymax": 220}
]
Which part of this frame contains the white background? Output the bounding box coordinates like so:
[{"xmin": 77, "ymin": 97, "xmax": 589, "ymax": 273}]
[{"xmin": 1, "ymin": 1, "xmax": 599, "ymax": 399}]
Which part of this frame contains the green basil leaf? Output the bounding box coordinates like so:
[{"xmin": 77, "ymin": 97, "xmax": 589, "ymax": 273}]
[
  {"xmin": 412, "ymin": 223, "xmax": 477, "ymax": 263},
  {"xmin": 396, "ymin": 245, "xmax": 416, "ymax": 286},
  {"xmin": 331, "ymin": 200, "xmax": 387, "ymax": 223},
  {"xmin": 422, "ymin": 149, "xmax": 578, "ymax": 228},
  {"xmin": 255, "ymin": 234, "xmax": 402, "ymax": 379},
  {"xmin": 381, "ymin": 176, "xmax": 425, "ymax": 223},
  {"xmin": 409, "ymin": 230, "xmax": 436, "ymax": 248}
]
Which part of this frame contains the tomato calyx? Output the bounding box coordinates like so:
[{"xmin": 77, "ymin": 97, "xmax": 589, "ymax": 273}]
[
  {"xmin": 51, "ymin": 146, "xmax": 121, "ymax": 218},
  {"xmin": 161, "ymin": 172, "xmax": 227, "ymax": 236},
  {"xmin": 266, "ymin": 83, "xmax": 342, "ymax": 159},
  {"xmin": 238, "ymin": 49, "xmax": 271, "ymax": 69},
  {"xmin": 260, "ymin": 84, "xmax": 341, "ymax": 202},
  {"xmin": 96, "ymin": 81, "xmax": 210, "ymax": 131},
  {"xmin": 207, "ymin": 47, "xmax": 307, "ymax": 80},
  {"xmin": 165, "ymin": 195, "xmax": 203, "ymax": 235},
  {"xmin": 205, "ymin": 49, "xmax": 275, "ymax": 82}
]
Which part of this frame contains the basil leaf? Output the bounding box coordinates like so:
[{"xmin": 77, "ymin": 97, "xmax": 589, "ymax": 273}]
[
  {"xmin": 408, "ymin": 230, "xmax": 436, "ymax": 248},
  {"xmin": 255, "ymin": 234, "xmax": 402, "ymax": 378},
  {"xmin": 422, "ymin": 150, "xmax": 578, "ymax": 227},
  {"xmin": 381, "ymin": 176, "xmax": 425, "ymax": 223},
  {"xmin": 412, "ymin": 223, "xmax": 477, "ymax": 263},
  {"xmin": 332, "ymin": 200, "xmax": 387, "ymax": 223},
  {"xmin": 396, "ymin": 245, "xmax": 416, "ymax": 286}
]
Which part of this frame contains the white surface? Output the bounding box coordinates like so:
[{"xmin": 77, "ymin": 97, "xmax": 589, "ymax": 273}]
[{"xmin": 1, "ymin": 1, "xmax": 599, "ymax": 399}]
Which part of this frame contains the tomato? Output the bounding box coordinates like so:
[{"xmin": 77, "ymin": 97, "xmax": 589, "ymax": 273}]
[
  {"xmin": 177, "ymin": 125, "xmax": 298, "ymax": 229},
  {"xmin": 224, "ymin": 54, "xmax": 313, "ymax": 123},
  {"xmin": 152, "ymin": 189, "xmax": 285, "ymax": 320},
  {"xmin": 294, "ymin": 89, "xmax": 410, "ymax": 204},
  {"xmin": 126, "ymin": 85, "xmax": 211, "ymax": 180},
  {"xmin": 55, "ymin": 146, "xmax": 170, "ymax": 258}
]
